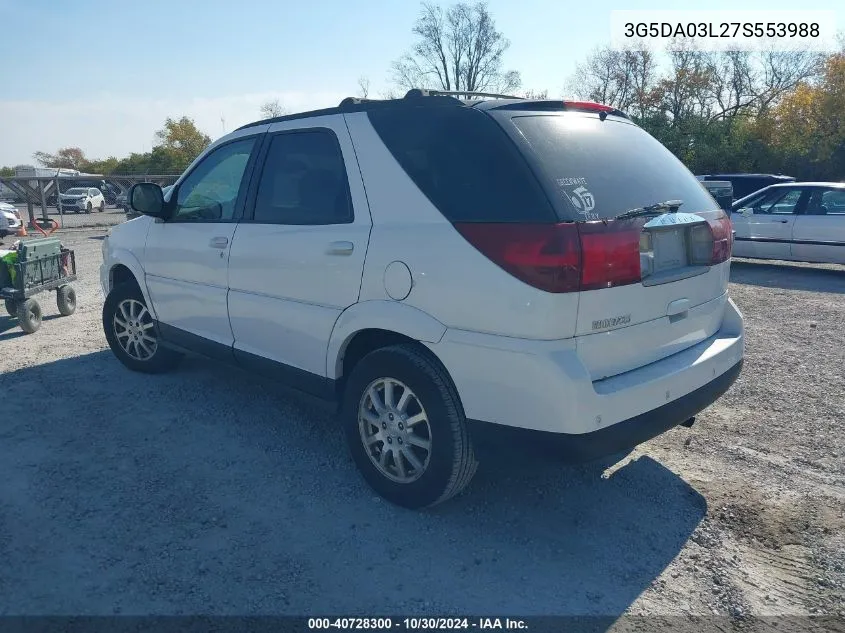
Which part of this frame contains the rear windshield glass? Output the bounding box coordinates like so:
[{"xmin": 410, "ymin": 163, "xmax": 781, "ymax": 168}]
[
  {"xmin": 368, "ymin": 106, "xmax": 556, "ymax": 223},
  {"xmin": 508, "ymin": 115, "xmax": 717, "ymax": 221}
]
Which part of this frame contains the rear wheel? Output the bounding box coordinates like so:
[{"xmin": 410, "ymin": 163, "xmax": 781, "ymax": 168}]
[
  {"xmin": 4, "ymin": 298, "xmax": 19, "ymax": 316},
  {"xmin": 342, "ymin": 344, "xmax": 477, "ymax": 509},
  {"xmin": 99, "ymin": 201, "xmax": 105, "ymax": 213},
  {"xmin": 102, "ymin": 282, "xmax": 182, "ymax": 373},
  {"xmin": 16, "ymin": 298, "xmax": 42, "ymax": 334},
  {"xmin": 56, "ymin": 285, "xmax": 76, "ymax": 316}
]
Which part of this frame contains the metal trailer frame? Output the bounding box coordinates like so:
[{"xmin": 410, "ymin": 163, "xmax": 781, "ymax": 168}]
[{"xmin": 1, "ymin": 248, "xmax": 78, "ymax": 333}]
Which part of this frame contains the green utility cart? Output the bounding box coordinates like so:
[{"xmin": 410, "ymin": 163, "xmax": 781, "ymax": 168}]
[{"xmin": 0, "ymin": 238, "xmax": 78, "ymax": 334}]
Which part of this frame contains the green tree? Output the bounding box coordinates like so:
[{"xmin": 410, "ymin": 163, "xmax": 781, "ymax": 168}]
[
  {"xmin": 32, "ymin": 146, "xmax": 88, "ymax": 170},
  {"xmin": 762, "ymin": 53, "xmax": 845, "ymax": 180},
  {"xmin": 153, "ymin": 116, "xmax": 211, "ymax": 172},
  {"xmin": 0, "ymin": 166, "xmax": 13, "ymax": 177},
  {"xmin": 84, "ymin": 156, "xmax": 120, "ymax": 175}
]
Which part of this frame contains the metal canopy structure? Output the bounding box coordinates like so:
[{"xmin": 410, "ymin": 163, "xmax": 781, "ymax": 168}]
[{"xmin": 0, "ymin": 174, "xmax": 179, "ymax": 227}]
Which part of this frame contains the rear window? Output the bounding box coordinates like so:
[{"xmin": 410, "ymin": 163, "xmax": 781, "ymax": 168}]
[
  {"xmin": 368, "ymin": 106, "xmax": 555, "ymax": 223},
  {"xmin": 508, "ymin": 115, "xmax": 717, "ymax": 221}
]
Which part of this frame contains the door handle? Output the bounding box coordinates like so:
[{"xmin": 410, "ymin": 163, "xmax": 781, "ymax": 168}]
[
  {"xmin": 209, "ymin": 236, "xmax": 229, "ymax": 249},
  {"xmin": 778, "ymin": 219, "xmax": 789, "ymax": 223},
  {"xmin": 326, "ymin": 241, "xmax": 354, "ymax": 255}
]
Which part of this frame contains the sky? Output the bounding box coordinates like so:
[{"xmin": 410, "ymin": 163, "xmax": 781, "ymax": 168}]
[{"xmin": 0, "ymin": 0, "xmax": 841, "ymax": 167}]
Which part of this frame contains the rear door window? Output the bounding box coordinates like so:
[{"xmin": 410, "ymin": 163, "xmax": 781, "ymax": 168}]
[
  {"xmin": 368, "ymin": 106, "xmax": 555, "ymax": 223},
  {"xmin": 806, "ymin": 189, "xmax": 845, "ymax": 215},
  {"xmin": 252, "ymin": 129, "xmax": 353, "ymax": 225},
  {"xmin": 505, "ymin": 114, "xmax": 718, "ymax": 221}
]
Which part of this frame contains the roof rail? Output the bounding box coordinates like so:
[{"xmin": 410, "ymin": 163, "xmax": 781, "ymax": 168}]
[
  {"xmin": 404, "ymin": 88, "xmax": 523, "ymax": 100},
  {"xmin": 338, "ymin": 97, "xmax": 381, "ymax": 108}
]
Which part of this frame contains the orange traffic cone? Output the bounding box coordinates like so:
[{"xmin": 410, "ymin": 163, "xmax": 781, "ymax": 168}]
[{"xmin": 16, "ymin": 223, "xmax": 27, "ymax": 237}]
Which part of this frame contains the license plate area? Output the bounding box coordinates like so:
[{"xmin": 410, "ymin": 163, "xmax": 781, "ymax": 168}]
[
  {"xmin": 651, "ymin": 228, "xmax": 689, "ymax": 272},
  {"xmin": 640, "ymin": 221, "xmax": 710, "ymax": 286}
]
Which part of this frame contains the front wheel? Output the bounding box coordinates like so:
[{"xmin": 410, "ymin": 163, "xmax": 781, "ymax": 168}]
[
  {"xmin": 102, "ymin": 282, "xmax": 182, "ymax": 373},
  {"xmin": 342, "ymin": 344, "xmax": 478, "ymax": 509},
  {"xmin": 86, "ymin": 202, "xmax": 92, "ymax": 214},
  {"xmin": 4, "ymin": 298, "xmax": 18, "ymax": 316}
]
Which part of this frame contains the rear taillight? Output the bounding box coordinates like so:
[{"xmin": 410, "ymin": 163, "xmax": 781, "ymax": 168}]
[
  {"xmin": 454, "ymin": 223, "xmax": 581, "ymax": 293},
  {"xmin": 708, "ymin": 216, "xmax": 732, "ymax": 264},
  {"xmin": 577, "ymin": 221, "xmax": 643, "ymax": 291},
  {"xmin": 454, "ymin": 220, "xmax": 644, "ymax": 294}
]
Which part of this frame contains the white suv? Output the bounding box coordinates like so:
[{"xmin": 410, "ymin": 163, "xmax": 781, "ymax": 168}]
[
  {"xmin": 0, "ymin": 202, "xmax": 22, "ymax": 238},
  {"xmin": 60, "ymin": 187, "xmax": 105, "ymax": 213},
  {"xmin": 100, "ymin": 91, "xmax": 744, "ymax": 509}
]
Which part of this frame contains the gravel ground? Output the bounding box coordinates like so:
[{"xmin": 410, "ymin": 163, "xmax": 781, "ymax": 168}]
[{"xmin": 0, "ymin": 230, "xmax": 843, "ymax": 623}]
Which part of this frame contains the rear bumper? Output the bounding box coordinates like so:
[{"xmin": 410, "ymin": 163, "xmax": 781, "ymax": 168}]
[
  {"xmin": 469, "ymin": 359, "xmax": 742, "ymax": 462},
  {"xmin": 426, "ymin": 297, "xmax": 744, "ymax": 437}
]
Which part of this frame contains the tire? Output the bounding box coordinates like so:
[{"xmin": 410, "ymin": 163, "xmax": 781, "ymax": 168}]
[
  {"xmin": 4, "ymin": 298, "xmax": 19, "ymax": 316},
  {"xmin": 342, "ymin": 343, "xmax": 478, "ymax": 509},
  {"xmin": 16, "ymin": 298, "xmax": 42, "ymax": 334},
  {"xmin": 56, "ymin": 285, "xmax": 76, "ymax": 316},
  {"xmin": 102, "ymin": 282, "xmax": 182, "ymax": 373},
  {"xmin": 99, "ymin": 202, "xmax": 105, "ymax": 213},
  {"xmin": 86, "ymin": 202, "xmax": 92, "ymax": 214}
]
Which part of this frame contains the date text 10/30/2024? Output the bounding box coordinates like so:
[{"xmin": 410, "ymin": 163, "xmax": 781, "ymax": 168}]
[{"xmin": 308, "ymin": 618, "xmax": 529, "ymax": 630}]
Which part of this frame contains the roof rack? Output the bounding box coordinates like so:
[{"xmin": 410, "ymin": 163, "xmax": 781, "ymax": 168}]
[
  {"xmin": 404, "ymin": 88, "xmax": 523, "ymax": 100},
  {"xmin": 338, "ymin": 97, "xmax": 381, "ymax": 107}
]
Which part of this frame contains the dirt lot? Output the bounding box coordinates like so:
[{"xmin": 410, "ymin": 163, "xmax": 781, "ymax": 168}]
[{"xmin": 0, "ymin": 228, "xmax": 843, "ymax": 624}]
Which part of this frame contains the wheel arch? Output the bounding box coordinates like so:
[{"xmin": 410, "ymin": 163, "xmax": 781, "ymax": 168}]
[
  {"xmin": 105, "ymin": 251, "xmax": 157, "ymax": 320},
  {"xmin": 327, "ymin": 301, "xmax": 448, "ymax": 381}
]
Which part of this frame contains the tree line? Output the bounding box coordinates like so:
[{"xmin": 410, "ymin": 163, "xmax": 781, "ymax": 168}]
[
  {"xmin": 1, "ymin": 116, "xmax": 211, "ymax": 177},
  {"xmin": 5, "ymin": 2, "xmax": 843, "ymax": 182},
  {"xmin": 568, "ymin": 45, "xmax": 844, "ymax": 180}
]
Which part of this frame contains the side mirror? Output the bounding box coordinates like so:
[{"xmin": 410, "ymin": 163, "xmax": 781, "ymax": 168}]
[
  {"xmin": 736, "ymin": 207, "xmax": 753, "ymax": 217},
  {"xmin": 130, "ymin": 183, "xmax": 167, "ymax": 218}
]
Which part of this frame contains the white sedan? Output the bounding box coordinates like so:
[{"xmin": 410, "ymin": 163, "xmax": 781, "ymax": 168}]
[{"xmin": 731, "ymin": 182, "xmax": 845, "ymax": 265}]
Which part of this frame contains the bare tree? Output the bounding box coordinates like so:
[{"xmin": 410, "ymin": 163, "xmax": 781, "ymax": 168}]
[
  {"xmin": 692, "ymin": 49, "xmax": 823, "ymax": 123},
  {"xmin": 751, "ymin": 50, "xmax": 824, "ymax": 115},
  {"xmin": 568, "ymin": 46, "xmax": 658, "ymax": 117},
  {"xmin": 392, "ymin": 2, "xmax": 521, "ymax": 94},
  {"xmin": 523, "ymin": 89, "xmax": 549, "ymax": 99},
  {"xmin": 260, "ymin": 99, "xmax": 286, "ymax": 118},
  {"xmin": 572, "ymin": 44, "xmax": 822, "ymax": 125},
  {"xmin": 357, "ymin": 76, "xmax": 371, "ymax": 98}
]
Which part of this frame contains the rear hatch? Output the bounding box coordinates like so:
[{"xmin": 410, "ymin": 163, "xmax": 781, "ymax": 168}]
[{"xmin": 487, "ymin": 105, "xmax": 732, "ymax": 380}]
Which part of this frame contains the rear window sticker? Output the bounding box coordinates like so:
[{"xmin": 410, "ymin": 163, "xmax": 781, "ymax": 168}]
[{"xmin": 556, "ymin": 178, "xmax": 598, "ymax": 220}]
